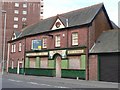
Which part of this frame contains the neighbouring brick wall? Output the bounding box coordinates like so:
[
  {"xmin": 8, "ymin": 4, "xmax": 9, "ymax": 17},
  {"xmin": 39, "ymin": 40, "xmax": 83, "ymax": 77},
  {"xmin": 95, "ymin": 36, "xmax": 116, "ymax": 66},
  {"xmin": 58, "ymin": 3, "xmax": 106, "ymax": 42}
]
[{"xmin": 89, "ymin": 55, "xmax": 98, "ymax": 81}]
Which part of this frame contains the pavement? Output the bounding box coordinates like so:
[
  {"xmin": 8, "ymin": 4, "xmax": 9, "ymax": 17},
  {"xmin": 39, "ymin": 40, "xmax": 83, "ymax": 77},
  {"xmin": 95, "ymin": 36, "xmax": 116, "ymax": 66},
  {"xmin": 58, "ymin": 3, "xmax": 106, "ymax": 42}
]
[{"xmin": 2, "ymin": 73, "xmax": 119, "ymax": 89}]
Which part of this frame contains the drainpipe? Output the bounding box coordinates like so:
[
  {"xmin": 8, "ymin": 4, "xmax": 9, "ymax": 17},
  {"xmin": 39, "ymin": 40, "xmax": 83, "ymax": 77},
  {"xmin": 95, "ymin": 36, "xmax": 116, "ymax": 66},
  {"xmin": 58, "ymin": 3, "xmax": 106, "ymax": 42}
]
[
  {"xmin": 86, "ymin": 27, "xmax": 90, "ymax": 80},
  {"xmin": 6, "ymin": 43, "xmax": 10, "ymax": 73},
  {"xmin": 24, "ymin": 38, "xmax": 26, "ymax": 75}
]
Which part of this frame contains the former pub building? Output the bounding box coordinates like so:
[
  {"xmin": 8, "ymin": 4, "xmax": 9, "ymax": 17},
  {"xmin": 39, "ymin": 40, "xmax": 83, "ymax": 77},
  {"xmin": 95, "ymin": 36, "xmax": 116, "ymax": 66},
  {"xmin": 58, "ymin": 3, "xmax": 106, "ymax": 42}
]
[{"xmin": 7, "ymin": 3, "xmax": 118, "ymax": 81}]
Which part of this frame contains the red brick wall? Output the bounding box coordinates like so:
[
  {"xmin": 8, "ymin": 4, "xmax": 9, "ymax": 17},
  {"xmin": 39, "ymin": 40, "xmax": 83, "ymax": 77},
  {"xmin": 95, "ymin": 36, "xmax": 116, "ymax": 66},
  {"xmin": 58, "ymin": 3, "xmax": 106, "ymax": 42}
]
[
  {"xmin": 68, "ymin": 27, "xmax": 88, "ymax": 48},
  {"xmin": 89, "ymin": 9, "xmax": 111, "ymax": 49},
  {"xmin": 25, "ymin": 27, "xmax": 88, "ymax": 51},
  {"xmin": 89, "ymin": 55, "xmax": 98, "ymax": 80},
  {"xmin": 9, "ymin": 39, "xmax": 25, "ymax": 67}
]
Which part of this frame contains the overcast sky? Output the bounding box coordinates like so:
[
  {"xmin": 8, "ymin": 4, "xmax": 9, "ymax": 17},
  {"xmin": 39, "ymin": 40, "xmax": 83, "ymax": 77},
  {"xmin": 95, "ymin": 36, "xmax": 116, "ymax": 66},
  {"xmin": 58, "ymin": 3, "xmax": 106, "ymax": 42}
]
[{"xmin": 44, "ymin": 0, "xmax": 119, "ymax": 26}]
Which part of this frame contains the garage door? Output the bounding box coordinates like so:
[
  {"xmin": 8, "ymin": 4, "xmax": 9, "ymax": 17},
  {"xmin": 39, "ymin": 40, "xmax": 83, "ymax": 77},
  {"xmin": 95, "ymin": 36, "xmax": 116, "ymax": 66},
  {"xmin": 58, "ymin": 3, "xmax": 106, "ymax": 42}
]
[{"xmin": 99, "ymin": 54, "xmax": 119, "ymax": 82}]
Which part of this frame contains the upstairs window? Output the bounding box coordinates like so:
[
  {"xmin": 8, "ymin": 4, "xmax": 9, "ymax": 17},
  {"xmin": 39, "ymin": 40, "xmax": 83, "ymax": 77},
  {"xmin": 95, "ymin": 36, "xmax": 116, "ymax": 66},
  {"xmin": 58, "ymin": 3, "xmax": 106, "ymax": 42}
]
[
  {"xmin": 14, "ymin": 10, "xmax": 19, "ymax": 14},
  {"xmin": 13, "ymin": 24, "xmax": 18, "ymax": 29},
  {"xmin": 23, "ymin": 3, "xmax": 27, "ymax": 8},
  {"xmin": 22, "ymin": 11, "xmax": 27, "ymax": 15},
  {"xmin": 31, "ymin": 40, "xmax": 42, "ymax": 50},
  {"xmin": 11, "ymin": 44, "xmax": 14, "ymax": 53},
  {"xmin": 13, "ymin": 44, "xmax": 16, "ymax": 52},
  {"xmin": 14, "ymin": 17, "xmax": 18, "ymax": 21},
  {"xmin": 22, "ymin": 17, "xmax": 27, "ymax": 22},
  {"xmin": 42, "ymin": 37, "xmax": 47, "ymax": 48},
  {"xmin": 55, "ymin": 35, "xmax": 60, "ymax": 47},
  {"xmin": 72, "ymin": 32, "xmax": 78, "ymax": 46},
  {"xmin": 15, "ymin": 3, "xmax": 19, "ymax": 7},
  {"xmin": 19, "ymin": 42, "xmax": 22, "ymax": 52}
]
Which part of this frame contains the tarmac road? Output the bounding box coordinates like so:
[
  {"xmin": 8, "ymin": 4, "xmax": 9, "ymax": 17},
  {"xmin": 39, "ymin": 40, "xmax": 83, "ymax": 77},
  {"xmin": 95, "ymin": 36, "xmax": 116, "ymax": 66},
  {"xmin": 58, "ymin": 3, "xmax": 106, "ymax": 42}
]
[{"xmin": 1, "ymin": 73, "xmax": 119, "ymax": 90}]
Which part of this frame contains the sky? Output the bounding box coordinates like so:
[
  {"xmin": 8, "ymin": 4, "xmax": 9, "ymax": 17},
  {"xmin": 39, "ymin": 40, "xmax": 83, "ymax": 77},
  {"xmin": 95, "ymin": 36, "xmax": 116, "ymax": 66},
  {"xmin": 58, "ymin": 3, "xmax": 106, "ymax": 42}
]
[{"xmin": 44, "ymin": 0, "xmax": 119, "ymax": 26}]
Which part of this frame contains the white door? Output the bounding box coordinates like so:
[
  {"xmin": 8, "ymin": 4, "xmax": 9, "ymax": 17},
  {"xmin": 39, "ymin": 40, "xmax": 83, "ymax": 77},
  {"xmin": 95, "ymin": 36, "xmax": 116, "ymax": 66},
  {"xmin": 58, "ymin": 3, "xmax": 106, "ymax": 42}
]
[{"xmin": 17, "ymin": 61, "xmax": 23, "ymax": 74}]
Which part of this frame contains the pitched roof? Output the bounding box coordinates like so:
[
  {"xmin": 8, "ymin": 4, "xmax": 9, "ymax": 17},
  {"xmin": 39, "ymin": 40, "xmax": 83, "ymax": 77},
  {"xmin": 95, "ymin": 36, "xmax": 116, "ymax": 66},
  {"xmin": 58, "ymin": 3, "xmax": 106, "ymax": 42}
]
[
  {"xmin": 90, "ymin": 29, "xmax": 120, "ymax": 53},
  {"xmin": 14, "ymin": 30, "xmax": 21, "ymax": 38},
  {"xmin": 19, "ymin": 3, "xmax": 105, "ymax": 38},
  {"xmin": 111, "ymin": 21, "xmax": 119, "ymax": 29}
]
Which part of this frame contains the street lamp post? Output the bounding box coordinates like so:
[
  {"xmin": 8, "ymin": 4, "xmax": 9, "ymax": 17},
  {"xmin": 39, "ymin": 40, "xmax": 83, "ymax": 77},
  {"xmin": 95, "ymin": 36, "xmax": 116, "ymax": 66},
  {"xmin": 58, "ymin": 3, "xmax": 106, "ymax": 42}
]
[{"xmin": 1, "ymin": 10, "xmax": 7, "ymax": 75}]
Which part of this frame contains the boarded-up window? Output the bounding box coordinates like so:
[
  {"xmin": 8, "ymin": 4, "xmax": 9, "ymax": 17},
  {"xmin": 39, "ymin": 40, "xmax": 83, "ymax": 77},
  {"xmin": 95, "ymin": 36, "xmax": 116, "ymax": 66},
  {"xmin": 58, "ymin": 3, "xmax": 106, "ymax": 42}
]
[
  {"xmin": 80, "ymin": 55, "xmax": 86, "ymax": 69},
  {"xmin": 69, "ymin": 56, "xmax": 80, "ymax": 69},
  {"xmin": 35, "ymin": 57, "xmax": 40, "ymax": 68},
  {"xmin": 30, "ymin": 58, "xmax": 35, "ymax": 68},
  {"xmin": 41, "ymin": 58, "xmax": 48, "ymax": 68},
  {"xmin": 48, "ymin": 60, "xmax": 54, "ymax": 68},
  {"xmin": 61, "ymin": 60, "xmax": 68, "ymax": 69}
]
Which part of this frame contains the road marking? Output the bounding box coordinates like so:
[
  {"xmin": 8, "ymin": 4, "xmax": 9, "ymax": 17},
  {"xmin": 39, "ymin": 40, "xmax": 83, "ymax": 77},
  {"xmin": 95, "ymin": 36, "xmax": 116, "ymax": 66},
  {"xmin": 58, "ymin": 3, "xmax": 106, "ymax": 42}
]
[
  {"xmin": 8, "ymin": 79, "xmax": 23, "ymax": 83},
  {"xmin": 54, "ymin": 86, "xmax": 69, "ymax": 88},
  {"xmin": 8, "ymin": 79, "xmax": 69, "ymax": 88},
  {"xmin": 40, "ymin": 84, "xmax": 51, "ymax": 87},
  {"xmin": 27, "ymin": 82, "xmax": 69, "ymax": 88},
  {"xmin": 27, "ymin": 82, "xmax": 39, "ymax": 85}
]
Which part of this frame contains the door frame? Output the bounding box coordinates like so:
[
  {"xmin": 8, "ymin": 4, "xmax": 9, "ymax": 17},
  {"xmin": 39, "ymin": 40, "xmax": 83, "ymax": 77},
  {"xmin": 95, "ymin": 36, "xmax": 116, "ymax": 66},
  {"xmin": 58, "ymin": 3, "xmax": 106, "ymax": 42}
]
[{"xmin": 17, "ymin": 61, "xmax": 23, "ymax": 74}]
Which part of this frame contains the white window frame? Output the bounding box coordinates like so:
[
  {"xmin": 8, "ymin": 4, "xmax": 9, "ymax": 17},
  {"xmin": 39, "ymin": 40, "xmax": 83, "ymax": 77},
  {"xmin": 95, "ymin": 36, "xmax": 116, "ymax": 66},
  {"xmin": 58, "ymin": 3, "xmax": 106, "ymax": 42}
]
[
  {"xmin": 19, "ymin": 42, "xmax": 22, "ymax": 52},
  {"xmin": 55, "ymin": 35, "xmax": 60, "ymax": 47},
  {"xmin": 13, "ymin": 44, "xmax": 16, "ymax": 52},
  {"xmin": 15, "ymin": 3, "xmax": 19, "ymax": 7},
  {"xmin": 14, "ymin": 17, "xmax": 18, "ymax": 21},
  {"xmin": 22, "ymin": 17, "xmax": 27, "ymax": 22},
  {"xmin": 22, "ymin": 11, "xmax": 27, "ymax": 15},
  {"xmin": 72, "ymin": 32, "xmax": 78, "ymax": 46},
  {"xmin": 42, "ymin": 37, "xmax": 47, "ymax": 48},
  {"xmin": 13, "ymin": 24, "xmax": 18, "ymax": 29},
  {"xmin": 11, "ymin": 44, "xmax": 14, "ymax": 53},
  {"xmin": 14, "ymin": 10, "xmax": 19, "ymax": 14},
  {"xmin": 23, "ymin": 3, "xmax": 27, "ymax": 8}
]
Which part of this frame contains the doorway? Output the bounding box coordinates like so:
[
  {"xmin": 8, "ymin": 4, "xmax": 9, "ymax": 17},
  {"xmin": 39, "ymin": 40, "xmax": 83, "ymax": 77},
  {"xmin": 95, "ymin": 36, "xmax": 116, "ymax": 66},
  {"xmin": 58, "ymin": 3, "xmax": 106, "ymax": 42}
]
[
  {"xmin": 17, "ymin": 61, "xmax": 23, "ymax": 74},
  {"xmin": 55, "ymin": 55, "xmax": 62, "ymax": 78}
]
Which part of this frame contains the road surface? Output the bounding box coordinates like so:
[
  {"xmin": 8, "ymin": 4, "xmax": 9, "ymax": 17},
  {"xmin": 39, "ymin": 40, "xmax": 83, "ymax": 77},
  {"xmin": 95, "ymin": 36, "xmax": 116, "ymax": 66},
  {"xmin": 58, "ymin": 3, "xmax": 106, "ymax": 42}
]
[{"xmin": 1, "ymin": 73, "xmax": 119, "ymax": 90}]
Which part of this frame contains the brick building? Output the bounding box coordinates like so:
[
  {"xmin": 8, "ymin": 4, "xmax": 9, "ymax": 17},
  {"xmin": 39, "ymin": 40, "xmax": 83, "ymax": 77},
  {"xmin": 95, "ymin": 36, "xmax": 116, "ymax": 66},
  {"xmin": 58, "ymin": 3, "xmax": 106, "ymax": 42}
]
[
  {"xmin": 90, "ymin": 30, "xmax": 119, "ymax": 82},
  {"xmin": 7, "ymin": 3, "xmax": 117, "ymax": 81},
  {"xmin": 1, "ymin": 0, "xmax": 43, "ymax": 70}
]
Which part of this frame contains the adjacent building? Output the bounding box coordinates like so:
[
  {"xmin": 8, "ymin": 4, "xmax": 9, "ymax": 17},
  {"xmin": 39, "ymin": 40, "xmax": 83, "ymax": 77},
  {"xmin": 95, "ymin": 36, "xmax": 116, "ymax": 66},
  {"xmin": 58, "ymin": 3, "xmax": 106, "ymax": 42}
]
[
  {"xmin": 7, "ymin": 3, "xmax": 118, "ymax": 82},
  {"xmin": 90, "ymin": 30, "xmax": 119, "ymax": 82},
  {"xmin": 1, "ymin": 0, "xmax": 43, "ymax": 70}
]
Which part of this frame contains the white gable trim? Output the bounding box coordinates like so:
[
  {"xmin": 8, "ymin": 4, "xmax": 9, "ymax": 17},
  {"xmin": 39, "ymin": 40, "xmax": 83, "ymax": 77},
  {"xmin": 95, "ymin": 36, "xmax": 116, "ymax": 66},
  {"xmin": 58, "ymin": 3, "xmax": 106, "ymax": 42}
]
[{"xmin": 51, "ymin": 18, "xmax": 65, "ymax": 30}]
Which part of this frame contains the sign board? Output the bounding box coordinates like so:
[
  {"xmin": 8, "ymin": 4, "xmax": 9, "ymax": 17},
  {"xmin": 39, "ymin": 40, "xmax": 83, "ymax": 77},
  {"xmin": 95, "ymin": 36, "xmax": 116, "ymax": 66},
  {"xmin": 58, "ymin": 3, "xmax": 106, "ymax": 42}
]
[
  {"xmin": 49, "ymin": 50, "xmax": 67, "ymax": 59},
  {"xmin": 26, "ymin": 52, "xmax": 48, "ymax": 57},
  {"xmin": 32, "ymin": 40, "xmax": 42, "ymax": 50},
  {"xmin": 67, "ymin": 49, "xmax": 84, "ymax": 55}
]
